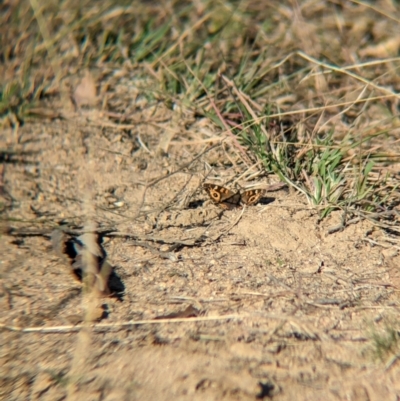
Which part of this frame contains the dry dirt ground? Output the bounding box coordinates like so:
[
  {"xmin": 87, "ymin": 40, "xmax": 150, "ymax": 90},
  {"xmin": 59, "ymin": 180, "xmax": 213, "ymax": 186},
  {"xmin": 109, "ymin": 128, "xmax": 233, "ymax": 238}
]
[{"xmin": 1, "ymin": 104, "xmax": 400, "ymax": 400}]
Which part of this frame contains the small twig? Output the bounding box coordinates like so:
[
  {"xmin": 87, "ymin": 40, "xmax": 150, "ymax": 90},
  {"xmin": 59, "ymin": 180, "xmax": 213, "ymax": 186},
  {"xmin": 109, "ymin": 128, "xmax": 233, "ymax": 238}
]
[
  {"xmin": 265, "ymin": 273, "xmax": 294, "ymax": 292},
  {"xmin": 0, "ymin": 314, "xmax": 242, "ymax": 334},
  {"xmin": 108, "ymin": 232, "xmax": 203, "ymax": 247},
  {"xmin": 137, "ymin": 133, "xmax": 151, "ymax": 153},
  {"xmin": 128, "ymin": 240, "xmax": 177, "ymax": 261},
  {"xmin": 7, "ymin": 226, "xmax": 115, "ymax": 238},
  {"xmin": 7, "ymin": 226, "xmax": 207, "ymax": 251},
  {"xmin": 362, "ymin": 237, "xmax": 400, "ymax": 253},
  {"xmin": 385, "ymin": 353, "xmax": 400, "ymax": 371}
]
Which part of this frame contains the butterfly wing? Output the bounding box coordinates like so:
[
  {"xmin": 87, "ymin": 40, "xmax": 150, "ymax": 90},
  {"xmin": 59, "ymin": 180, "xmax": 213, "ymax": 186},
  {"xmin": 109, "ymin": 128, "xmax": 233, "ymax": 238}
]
[
  {"xmin": 240, "ymin": 189, "xmax": 265, "ymax": 206},
  {"xmin": 203, "ymin": 183, "xmax": 241, "ymax": 210}
]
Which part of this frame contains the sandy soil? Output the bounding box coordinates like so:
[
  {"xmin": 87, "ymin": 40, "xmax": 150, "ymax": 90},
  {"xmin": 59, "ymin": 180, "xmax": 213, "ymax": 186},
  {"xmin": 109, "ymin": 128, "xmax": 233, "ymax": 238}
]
[{"xmin": 1, "ymin": 106, "xmax": 400, "ymax": 400}]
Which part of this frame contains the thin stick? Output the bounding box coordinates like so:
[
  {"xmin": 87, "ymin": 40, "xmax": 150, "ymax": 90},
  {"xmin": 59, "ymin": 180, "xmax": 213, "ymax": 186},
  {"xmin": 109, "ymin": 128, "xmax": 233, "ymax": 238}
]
[{"xmin": 0, "ymin": 314, "xmax": 242, "ymax": 334}]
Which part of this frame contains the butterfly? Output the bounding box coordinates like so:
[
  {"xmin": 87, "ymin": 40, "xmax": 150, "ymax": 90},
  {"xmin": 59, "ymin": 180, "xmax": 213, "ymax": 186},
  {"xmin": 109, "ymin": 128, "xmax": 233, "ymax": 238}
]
[{"xmin": 203, "ymin": 183, "xmax": 265, "ymax": 210}]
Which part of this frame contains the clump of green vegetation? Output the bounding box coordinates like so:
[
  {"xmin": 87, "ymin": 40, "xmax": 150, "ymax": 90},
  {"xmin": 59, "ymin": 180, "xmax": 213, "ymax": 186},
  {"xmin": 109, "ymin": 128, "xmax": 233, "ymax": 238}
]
[
  {"xmin": 369, "ymin": 325, "xmax": 400, "ymax": 362},
  {"xmin": 238, "ymin": 114, "xmax": 396, "ymax": 219}
]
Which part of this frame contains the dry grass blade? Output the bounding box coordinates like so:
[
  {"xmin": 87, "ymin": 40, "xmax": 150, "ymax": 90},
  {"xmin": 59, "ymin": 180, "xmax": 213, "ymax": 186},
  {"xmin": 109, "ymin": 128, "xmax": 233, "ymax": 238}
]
[{"xmin": 0, "ymin": 314, "xmax": 242, "ymax": 333}]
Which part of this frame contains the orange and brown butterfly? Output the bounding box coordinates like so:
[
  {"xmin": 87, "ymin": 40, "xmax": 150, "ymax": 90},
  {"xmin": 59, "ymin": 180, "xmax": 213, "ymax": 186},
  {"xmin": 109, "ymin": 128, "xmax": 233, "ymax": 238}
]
[
  {"xmin": 240, "ymin": 187, "xmax": 265, "ymax": 206},
  {"xmin": 203, "ymin": 183, "xmax": 265, "ymax": 210}
]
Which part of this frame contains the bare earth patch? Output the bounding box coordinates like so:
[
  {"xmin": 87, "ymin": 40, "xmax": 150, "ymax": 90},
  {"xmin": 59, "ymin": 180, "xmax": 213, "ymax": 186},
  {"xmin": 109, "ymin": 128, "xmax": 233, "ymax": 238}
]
[{"xmin": 1, "ymin": 111, "xmax": 400, "ymax": 400}]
